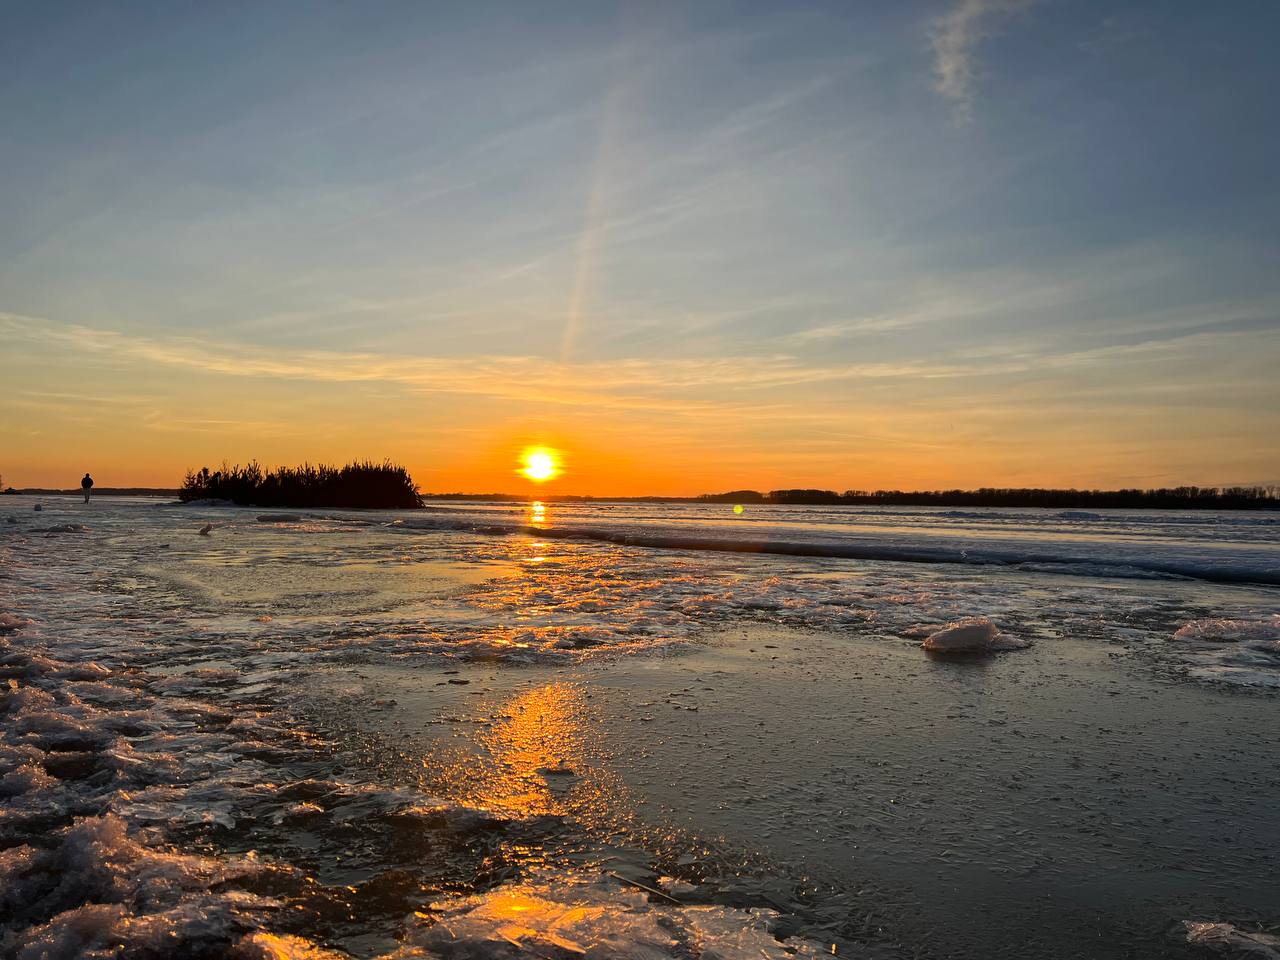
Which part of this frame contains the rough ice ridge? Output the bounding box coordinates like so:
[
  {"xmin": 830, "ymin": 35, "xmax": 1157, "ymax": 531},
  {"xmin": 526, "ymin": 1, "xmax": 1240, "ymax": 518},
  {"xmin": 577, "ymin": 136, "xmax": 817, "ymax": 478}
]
[{"xmin": 399, "ymin": 872, "xmax": 829, "ymax": 959}]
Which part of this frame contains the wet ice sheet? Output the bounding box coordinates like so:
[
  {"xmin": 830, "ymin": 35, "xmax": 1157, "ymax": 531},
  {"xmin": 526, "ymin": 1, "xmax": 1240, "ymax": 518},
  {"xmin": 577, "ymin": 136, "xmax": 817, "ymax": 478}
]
[{"xmin": 326, "ymin": 627, "xmax": 1280, "ymax": 960}]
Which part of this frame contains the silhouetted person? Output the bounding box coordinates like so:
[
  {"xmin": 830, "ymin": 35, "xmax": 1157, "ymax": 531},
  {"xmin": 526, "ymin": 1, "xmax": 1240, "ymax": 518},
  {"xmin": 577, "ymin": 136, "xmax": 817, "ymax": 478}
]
[{"xmin": 81, "ymin": 473, "xmax": 94, "ymax": 503}]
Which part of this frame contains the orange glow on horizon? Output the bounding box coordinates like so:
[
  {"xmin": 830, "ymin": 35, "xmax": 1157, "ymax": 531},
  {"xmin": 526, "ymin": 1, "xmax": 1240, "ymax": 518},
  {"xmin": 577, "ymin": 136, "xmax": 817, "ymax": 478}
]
[{"xmin": 8, "ymin": 405, "xmax": 1270, "ymax": 498}]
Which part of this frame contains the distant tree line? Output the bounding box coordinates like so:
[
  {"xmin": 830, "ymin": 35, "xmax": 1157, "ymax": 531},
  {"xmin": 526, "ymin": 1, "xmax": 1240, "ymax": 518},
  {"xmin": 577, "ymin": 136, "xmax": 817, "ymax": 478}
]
[
  {"xmin": 180, "ymin": 460, "xmax": 423, "ymax": 508},
  {"xmin": 699, "ymin": 486, "xmax": 1280, "ymax": 510}
]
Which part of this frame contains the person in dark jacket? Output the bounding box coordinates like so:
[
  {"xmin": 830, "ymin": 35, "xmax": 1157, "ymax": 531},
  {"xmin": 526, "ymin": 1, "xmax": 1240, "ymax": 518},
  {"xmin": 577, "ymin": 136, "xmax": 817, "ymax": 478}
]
[{"xmin": 81, "ymin": 473, "xmax": 94, "ymax": 503}]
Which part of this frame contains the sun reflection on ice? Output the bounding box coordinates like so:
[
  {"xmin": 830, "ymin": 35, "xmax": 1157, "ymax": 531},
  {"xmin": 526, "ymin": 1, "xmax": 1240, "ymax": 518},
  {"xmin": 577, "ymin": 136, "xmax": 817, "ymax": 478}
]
[
  {"xmin": 422, "ymin": 680, "xmax": 650, "ymax": 853},
  {"xmin": 440, "ymin": 682, "xmax": 586, "ymax": 818}
]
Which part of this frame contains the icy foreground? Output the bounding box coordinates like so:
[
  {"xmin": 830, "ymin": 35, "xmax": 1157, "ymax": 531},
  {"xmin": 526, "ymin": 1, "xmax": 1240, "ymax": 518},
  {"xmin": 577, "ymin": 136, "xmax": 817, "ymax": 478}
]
[
  {"xmin": 0, "ymin": 638, "xmax": 285, "ymax": 957},
  {"xmin": 0, "ymin": 633, "xmax": 831, "ymax": 959}
]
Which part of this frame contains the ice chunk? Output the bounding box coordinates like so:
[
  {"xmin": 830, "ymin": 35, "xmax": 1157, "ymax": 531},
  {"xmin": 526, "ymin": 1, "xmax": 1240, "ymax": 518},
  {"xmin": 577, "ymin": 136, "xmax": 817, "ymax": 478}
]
[
  {"xmin": 404, "ymin": 872, "xmax": 826, "ymax": 959},
  {"xmin": 0, "ymin": 762, "xmax": 56, "ymax": 797},
  {"xmin": 2, "ymin": 814, "xmax": 271, "ymax": 958},
  {"xmin": 1183, "ymin": 921, "xmax": 1280, "ymax": 957},
  {"xmin": 231, "ymin": 931, "xmax": 352, "ymax": 959},
  {"xmin": 1169, "ymin": 617, "xmax": 1280, "ymax": 687},
  {"xmin": 1173, "ymin": 617, "xmax": 1280, "ymax": 647},
  {"xmin": 921, "ymin": 616, "xmax": 1029, "ymax": 653},
  {"xmin": 0, "ymin": 612, "xmax": 33, "ymax": 632}
]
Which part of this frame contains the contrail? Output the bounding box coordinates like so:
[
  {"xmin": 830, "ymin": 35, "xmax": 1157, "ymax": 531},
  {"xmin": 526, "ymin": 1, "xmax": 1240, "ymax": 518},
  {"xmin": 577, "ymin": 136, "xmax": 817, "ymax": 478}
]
[{"xmin": 560, "ymin": 50, "xmax": 628, "ymax": 364}]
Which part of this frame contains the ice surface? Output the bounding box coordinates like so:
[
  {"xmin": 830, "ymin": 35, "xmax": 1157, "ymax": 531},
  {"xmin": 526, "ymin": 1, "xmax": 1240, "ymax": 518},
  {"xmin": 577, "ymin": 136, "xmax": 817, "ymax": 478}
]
[
  {"xmin": 3, "ymin": 494, "xmax": 1277, "ymax": 674},
  {"xmin": 387, "ymin": 501, "xmax": 1280, "ymax": 585},
  {"xmin": 1, "ymin": 495, "xmax": 1278, "ymax": 956}
]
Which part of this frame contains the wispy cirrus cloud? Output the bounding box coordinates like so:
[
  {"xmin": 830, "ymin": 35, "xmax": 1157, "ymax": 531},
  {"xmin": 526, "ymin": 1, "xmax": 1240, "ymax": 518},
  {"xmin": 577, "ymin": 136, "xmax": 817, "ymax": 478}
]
[
  {"xmin": 929, "ymin": 0, "xmax": 1036, "ymax": 122},
  {"xmin": 5, "ymin": 309, "xmax": 1275, "ymax": 416},
  {"xmin": 0, "ymin": 312, "xmax": 964, "ymax": 415}
]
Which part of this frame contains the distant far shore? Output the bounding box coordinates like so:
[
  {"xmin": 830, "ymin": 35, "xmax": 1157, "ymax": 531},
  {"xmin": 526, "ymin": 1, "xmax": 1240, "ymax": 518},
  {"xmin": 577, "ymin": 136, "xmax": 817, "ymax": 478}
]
[
  {"xmin": 5, "ymin": 488, "xmax": 179, "ymax": 497},
  {"xmin": 5, "ymin": 485, "xmax": 1277, "ymax": 510},
  {"xmin": 423, "ymin": 487, "xmax": 1280, "ymax": 510}
]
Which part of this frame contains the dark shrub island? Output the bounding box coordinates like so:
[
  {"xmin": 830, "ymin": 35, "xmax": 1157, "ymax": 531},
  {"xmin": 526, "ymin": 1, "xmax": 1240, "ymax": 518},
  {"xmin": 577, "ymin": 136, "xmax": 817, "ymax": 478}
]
[{"xmin": 180, "ymin": 460, "xmax": 423, "ymax": 509}]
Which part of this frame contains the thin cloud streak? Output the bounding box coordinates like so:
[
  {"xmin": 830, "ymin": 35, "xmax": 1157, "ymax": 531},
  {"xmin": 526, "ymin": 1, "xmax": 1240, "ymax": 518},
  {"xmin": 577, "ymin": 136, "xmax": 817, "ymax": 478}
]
[
  {"xmin": 929, "ymin": 0, "xmax": 1035, "ymax": 121},
  {"xmin": 5, "ymin": 311, "xmax": 1275, "ymax": 416},
  {"xmin": 1, "ymin": 312, "xmax": 967, "ymax": 413}
]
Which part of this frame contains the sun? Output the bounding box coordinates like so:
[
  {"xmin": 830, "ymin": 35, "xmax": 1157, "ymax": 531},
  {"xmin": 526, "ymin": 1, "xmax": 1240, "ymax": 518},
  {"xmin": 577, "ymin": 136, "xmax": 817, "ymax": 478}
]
[{"xmin": 519, "ymin": 447, "xmax": 560, "ymax": 483}]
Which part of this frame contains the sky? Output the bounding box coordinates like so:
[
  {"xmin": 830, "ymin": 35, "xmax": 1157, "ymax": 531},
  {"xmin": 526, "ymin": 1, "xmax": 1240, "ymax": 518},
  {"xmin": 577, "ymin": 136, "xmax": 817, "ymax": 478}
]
[{"xmin": 2, "ymin": 0, "xmax": 1278, "ymax": 495}]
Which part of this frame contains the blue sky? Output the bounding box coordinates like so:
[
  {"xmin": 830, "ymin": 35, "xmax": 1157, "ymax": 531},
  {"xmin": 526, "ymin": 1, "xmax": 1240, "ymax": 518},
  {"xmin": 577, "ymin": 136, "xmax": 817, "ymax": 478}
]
[{"xmin": 2, "ymin": 1, "xmax": 1277, "ymax": 492}]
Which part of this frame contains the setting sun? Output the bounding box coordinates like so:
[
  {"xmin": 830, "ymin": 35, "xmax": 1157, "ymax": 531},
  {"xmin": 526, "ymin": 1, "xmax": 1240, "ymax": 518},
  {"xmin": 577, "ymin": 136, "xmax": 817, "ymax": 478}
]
[{"xmin": 519, "ymin": 447, "xmax": 560, "ymax": 483}]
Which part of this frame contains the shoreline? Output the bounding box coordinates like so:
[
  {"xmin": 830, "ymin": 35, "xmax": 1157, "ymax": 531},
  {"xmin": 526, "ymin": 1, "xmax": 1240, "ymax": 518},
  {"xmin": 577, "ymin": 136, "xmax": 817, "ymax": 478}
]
[{"xmin": 7, "ymin": 490, "xmax": 1280, "ymax": 512}]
